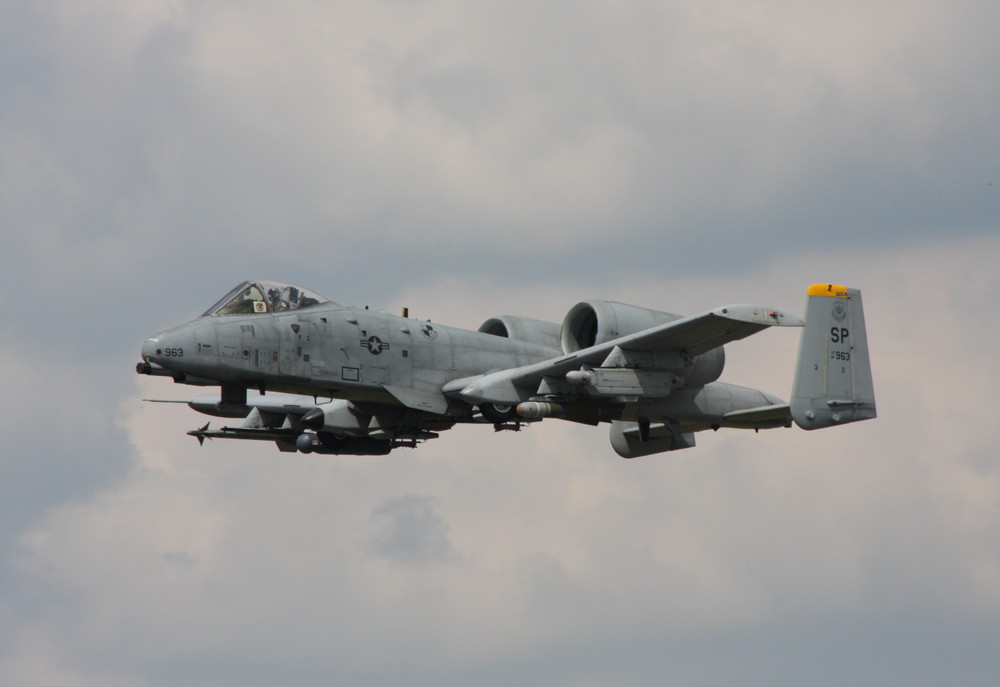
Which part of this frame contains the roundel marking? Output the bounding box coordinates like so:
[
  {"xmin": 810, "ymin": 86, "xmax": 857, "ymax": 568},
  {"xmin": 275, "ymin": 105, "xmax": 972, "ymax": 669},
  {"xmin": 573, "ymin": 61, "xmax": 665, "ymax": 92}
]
[{"xmin": 361, "ymin": 335, "xmax": 390, "ymax": 355}]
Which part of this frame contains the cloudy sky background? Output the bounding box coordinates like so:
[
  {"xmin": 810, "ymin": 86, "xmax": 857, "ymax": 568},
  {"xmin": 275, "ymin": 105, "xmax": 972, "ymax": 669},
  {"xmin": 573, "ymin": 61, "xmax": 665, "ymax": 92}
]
[{"xmin": 2, "ymin": 1, "xmax": 999, "ymax": 684}]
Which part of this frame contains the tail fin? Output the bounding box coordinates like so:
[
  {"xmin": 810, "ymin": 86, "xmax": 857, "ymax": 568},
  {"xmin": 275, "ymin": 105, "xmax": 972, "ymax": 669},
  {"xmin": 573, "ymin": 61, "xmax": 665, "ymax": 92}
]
[{"xmin": 791, "ymin": 284, "xmax": 876, "ymax": 429}]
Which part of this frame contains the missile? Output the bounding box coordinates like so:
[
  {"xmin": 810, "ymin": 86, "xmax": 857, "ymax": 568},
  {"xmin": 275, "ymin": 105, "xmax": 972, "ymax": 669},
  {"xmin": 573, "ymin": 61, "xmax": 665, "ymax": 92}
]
[{"xmin": 516, "ymin": 401, "xmax": 566, "ymax": 419}]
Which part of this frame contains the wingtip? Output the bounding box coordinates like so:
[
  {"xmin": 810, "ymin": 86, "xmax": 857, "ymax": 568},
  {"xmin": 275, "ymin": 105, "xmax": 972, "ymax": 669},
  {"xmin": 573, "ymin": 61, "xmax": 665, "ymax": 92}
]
[{"xmin": 713, "ymin": 304, "xmax": 804, "ymax": 327}]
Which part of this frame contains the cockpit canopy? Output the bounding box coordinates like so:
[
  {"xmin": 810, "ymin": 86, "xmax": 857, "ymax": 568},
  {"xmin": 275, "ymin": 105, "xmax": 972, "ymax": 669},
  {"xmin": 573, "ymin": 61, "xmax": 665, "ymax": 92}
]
[{"xmin": 202, "ymin": 280, "xmax": 333, "ymax": 316}]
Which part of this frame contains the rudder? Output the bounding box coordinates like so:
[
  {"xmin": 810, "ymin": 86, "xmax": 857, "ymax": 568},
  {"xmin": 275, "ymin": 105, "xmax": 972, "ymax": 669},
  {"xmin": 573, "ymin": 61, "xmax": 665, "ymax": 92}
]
[{"xmin": 791, "ymin": 284, "xmax": 876, "ymax": 429}]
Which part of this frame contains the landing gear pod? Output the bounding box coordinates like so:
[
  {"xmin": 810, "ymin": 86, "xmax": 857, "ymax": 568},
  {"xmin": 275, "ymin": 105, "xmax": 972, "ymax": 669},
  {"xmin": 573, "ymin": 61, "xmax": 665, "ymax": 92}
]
[{"xmin": 609, "ymin": 420, "xmax": 695, "ymax": 458}]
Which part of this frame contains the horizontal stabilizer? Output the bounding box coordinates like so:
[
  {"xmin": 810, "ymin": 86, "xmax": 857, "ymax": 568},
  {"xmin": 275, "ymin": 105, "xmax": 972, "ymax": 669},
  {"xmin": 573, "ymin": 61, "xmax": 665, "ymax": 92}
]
[{"xmin": 724, "ymin": 403, "xmax": 792, "ymax": 429}]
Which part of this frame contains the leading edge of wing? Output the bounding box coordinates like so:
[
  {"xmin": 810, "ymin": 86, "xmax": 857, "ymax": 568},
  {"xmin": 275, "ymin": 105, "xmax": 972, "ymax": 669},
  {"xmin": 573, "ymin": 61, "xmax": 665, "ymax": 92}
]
[
  {"xmin": 454, "ymin": 303, "xmax": 803, "ymax": 405},
  {"xmin": 627, "ymin": 304, "xmax": 802, "ymax": 356}
]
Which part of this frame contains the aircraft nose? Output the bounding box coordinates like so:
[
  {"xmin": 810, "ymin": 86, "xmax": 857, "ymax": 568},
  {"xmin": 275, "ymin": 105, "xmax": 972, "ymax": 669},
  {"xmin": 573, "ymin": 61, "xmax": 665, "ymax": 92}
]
[
  {"xmin": 141, "ymin": 336, "xmax": 160, "ymax": 362},
  {"xmin": 141, "ymin": 329, "xmax": 191, "ymax": 364},
  {"xmin": 137, "ymin": 334, "xmax": 172, "ymax": 377},
  {"xmin": 137, "ymin": 321, "xmax": 216, "ymax": 379},
  {"xmin": 139, "ymin": 325, "xmax": 192, "ymax": 366}
]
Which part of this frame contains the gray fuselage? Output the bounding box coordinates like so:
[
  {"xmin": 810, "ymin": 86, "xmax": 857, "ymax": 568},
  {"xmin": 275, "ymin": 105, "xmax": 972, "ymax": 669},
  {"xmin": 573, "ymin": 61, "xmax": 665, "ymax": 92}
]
[{"xmin": 143, "ymin": 303, "xmax": 559, "ymax": 406}]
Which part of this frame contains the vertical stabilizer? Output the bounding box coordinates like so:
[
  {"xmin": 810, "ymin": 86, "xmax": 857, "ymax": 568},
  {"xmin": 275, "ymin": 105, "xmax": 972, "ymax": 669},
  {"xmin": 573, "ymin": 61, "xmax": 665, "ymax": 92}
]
[{"xmin": 791, "ymin": 284, "xmax": 876, "ymax": 429}]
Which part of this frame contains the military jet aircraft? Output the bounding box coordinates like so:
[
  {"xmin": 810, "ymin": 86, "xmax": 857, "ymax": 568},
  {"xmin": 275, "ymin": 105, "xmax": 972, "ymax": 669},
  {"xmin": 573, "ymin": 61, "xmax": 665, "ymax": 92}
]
[{"xmin": 137, "ymin": 281, "xmax": 875, "ymax": 458}]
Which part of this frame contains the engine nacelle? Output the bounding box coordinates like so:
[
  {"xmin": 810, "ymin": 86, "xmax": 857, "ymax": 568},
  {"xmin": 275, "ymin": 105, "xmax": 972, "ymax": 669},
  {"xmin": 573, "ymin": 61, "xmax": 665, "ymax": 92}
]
[
  {"xmin": 479, "ymin": 315, "xmax": 562, "ymax": 351},
  {"xmin": 560, "ymin": 300, "xmax": 725, "ymax": 387},
  {"xmin": 561, "ymin": 300, "xmax": 682, "ymax": 352}
]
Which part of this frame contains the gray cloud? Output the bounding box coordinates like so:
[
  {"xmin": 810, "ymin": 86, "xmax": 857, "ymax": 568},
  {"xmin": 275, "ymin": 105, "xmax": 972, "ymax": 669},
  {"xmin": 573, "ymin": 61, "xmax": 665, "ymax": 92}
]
[{"xmin": 366, "ymin": 494, "xmax": 457, "ymax": 564}]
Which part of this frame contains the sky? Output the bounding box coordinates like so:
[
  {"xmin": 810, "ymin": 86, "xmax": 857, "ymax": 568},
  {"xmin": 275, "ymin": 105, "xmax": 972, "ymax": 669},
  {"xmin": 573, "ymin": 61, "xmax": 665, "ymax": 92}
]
[{"xmin": 1, "ymin": 1, "xmax": 999, "ymax": 685}]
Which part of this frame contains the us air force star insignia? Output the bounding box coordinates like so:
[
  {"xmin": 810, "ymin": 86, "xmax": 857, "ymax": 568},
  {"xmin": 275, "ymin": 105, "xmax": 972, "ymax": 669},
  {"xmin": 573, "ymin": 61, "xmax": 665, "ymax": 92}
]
[
  {"xmin": 420, "ymin": 323, "xmax": 438, "ymax": 340},
  {"xmin": 361, "ymin": 335, "xmax": 389, "ymax": 355},
  {"xmin": 832, "ymin": 301, "xmax": 847, "ymax": 322}
]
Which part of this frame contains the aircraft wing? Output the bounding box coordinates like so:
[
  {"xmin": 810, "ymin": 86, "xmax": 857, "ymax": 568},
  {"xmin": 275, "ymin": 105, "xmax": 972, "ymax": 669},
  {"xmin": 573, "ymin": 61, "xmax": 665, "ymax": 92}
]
[
  {"xmin": 452, "ymin": 303, "xmax": 803, "ymax": 405},
  {"xmin": 620, "ymin": 305, "xmax": 799, "ymax": 356}
]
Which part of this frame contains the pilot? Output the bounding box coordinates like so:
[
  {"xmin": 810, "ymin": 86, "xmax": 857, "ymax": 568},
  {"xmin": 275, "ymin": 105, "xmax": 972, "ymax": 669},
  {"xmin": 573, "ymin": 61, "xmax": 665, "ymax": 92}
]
[{"xmin": 268, "ymin": 288, "xmax": 287, "ymax": 311}]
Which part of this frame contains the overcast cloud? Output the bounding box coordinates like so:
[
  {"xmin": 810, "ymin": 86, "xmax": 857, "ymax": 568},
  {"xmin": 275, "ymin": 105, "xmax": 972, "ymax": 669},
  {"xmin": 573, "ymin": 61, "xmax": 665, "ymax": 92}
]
[{"xmin": 2, "ymin": 1, "xmax": 999, "ymax": 685}]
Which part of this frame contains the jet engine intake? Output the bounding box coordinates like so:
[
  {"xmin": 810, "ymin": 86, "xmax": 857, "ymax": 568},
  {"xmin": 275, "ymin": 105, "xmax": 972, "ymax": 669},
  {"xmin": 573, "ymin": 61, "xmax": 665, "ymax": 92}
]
[
  {"xmin": 479, "ymin": 315, "xmax": 562, "ymax": 350},
  {"xmin": 560, "ymin": 301, "xmax": 725, "ymax": 387},
  {"xmin": 561, "ymin": 301, "xmax": 682, "ymax": 352}
]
